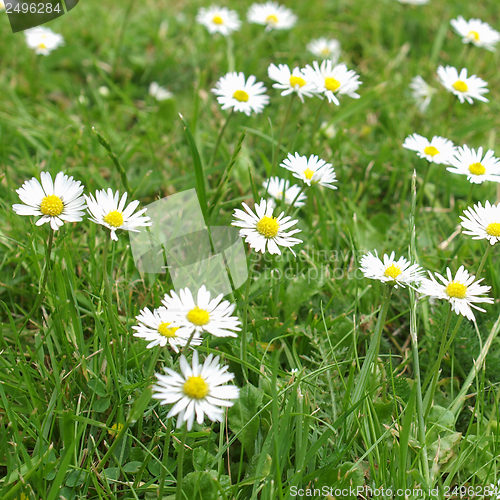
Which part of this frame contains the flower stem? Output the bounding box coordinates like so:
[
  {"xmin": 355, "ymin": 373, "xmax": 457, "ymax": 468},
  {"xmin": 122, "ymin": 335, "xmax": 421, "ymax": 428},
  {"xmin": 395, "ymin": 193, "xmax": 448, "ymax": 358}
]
[
  {"xmin": 18, "ymin": 229, "xmax": 54, "ymax": 335},
  {"xmin": 476, "ymin": 244, "xmax": 491, "ymax": 277},
  {"xmin": 175, "ymin": 425, "xmax": 188, "ymax": 500},
  {"xmin": 208, "ymin": 109, "xmax": 234, "ymax": 171},
  {"xmin": 271, "ymin": 96, "xmax": 294, "ymax": 175}
]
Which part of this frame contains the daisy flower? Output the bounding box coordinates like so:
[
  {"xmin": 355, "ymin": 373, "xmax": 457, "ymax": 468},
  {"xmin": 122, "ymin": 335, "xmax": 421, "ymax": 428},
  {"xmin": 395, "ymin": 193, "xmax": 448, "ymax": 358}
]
[
  {"xmin": 263, "ymin": 177, "xmax": 307, "ymax": 207},
  {"xmin": 12, "ymin": 171, "xmax": 86, "ymax": 231},
  {"xmin": 447, "ymin": 145, "xmax": 500, "ymax": 184},
  {"xmin": 149, "ymin": 82, "xmax": 173, "ymax": 101},
  {"xmin": 267, "ymin": 63, "xmax": 318, "ymax": 102},
  {"xmin": 85, "ymin": 189, "xmax": 152, "ymax": 241},
  {"xmin": 280, "ymin": 152, "xmax": 337, "ymax": 189},
  {"xmin": 419, "ymin": 266, "xmax": 493, "ymax": 321},
  {"xmin": 460, "ymin": 201, "xmax": 500, "ymax": 245},
  {"xmin": 162, "ymin": 285, "xmax": 241, "ymax": 338},
  {"xmin": 212, "ymin": 72, "xmax": 269, "ymax": 116},
  {"xmin": 152, "ymin": 351, "xmax": 239, "ymax": 430},
  {"xmin": 402, "ymin": 133, "xmax": 456, "ymax": 165},
  {"xmin": 24, "ymin": 27, "xmax": 64, "ymax": 55},
  {"xmin": 409, "ymin": 76, "xmax": 436, "ymax": 112},
  {"xmin": 303, "ymin": 60, "xmax": 361, "ymax": 105},
  {"xmin": 307, "ymin": 38, "xmax": 341, "ymax": 61},
  {"xmin": 247, "ymin": 2, "xmax": 297, "ymax": 31},
  {"xmin": 133, "ymin": 306, "xmax": 202, "ymax": 352},
  {"xmin": 437, "ymin": 65, "xmax": 489, "ymax": 104},
  {"xmin": 359, "ymin": 251, "xmax": 424, "ymax": 288},
  {"xmin": 231, "ymin": 198, "xmax": 302, "ymax": 255},
  {"xmin": 450, "ymin": 16, "xmax": 500, "ymax": 51},
  {"xmin": 196, "ymin": 6, "xmax": 241, "ymax": 36}
]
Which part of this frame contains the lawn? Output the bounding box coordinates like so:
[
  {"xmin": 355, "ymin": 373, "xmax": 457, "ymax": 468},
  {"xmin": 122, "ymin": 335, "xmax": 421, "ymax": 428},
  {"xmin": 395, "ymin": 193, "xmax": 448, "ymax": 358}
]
[{"xmin": 0, "ymin": 0, "xmax": 500, "ymax": 498}]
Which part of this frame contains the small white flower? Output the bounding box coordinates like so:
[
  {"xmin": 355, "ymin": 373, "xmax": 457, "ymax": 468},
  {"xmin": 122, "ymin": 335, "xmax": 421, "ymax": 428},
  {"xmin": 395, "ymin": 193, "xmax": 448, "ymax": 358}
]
[
  {"xmin": 85, "ymin": 189, "xmax": 152, "ymax": 241},
  {"xmin": 303, "ymin": 60, "xmax": 361, "ymax": 105},
  {"xmin": 25, "ymin": 27, "xmax": 64, "ymax": 55},
  {"xmin": 149, "ymin": 82, "xmax": 173, "ymax": 101},
  {"xmin": 196, "ymin": 6, "xmax": 241, "ymax": 36},
  {"xmin": 247, "ymin": 2, "xmax": 296, "ymax": 31},
  {"xmin": 98, "ymin": 86, "xmax": 110, "ymax": 97},
  {"xmin": 267, "ymin": 63, "xmax": 318, "ymax": 102},
  {"xmin": 133, "ymin": 306, "xmax": 202, "ymax": 351},
  {"xmin": 460, "ymin": 201, "xmax": 500, "ymax": 245},
  {"xmin": 359, "ymin": 251, "xmax": 424, "ymax": 288},
  {"xmin": 419, "ymin": 266, "xmax": 493, "ymax": 321},
  {"xmin": 307, "ymin": 38, "xmax": 341, "ymax": 61},
  {"xmin": 152, "ymin": 351, "xmax": 239, "ymax": 430},
  {"xmin": 402, "ymin": 133, "xmax": 456, "ymax": 165},
  {"xmin": 12, "ymin": 171, "xmax": 86, "ymax": 231},
  {"xmin": 212, "ymin": 72, "xmax": 269, "ymax": 116},
  {"xmin": 280, "ymin": 152, "xmax": 337, "ymax": 190},
  {"xmin": 409, "ymin": 76, "xmax": 436, "ymax": 112},
  {"xmin": 447, "ymin": 145, "xmax": 500, "ymax": 184},
  {"xmin": 162, "ymin": 285, "xmax": 241, "ymax": 338},
  {"xmin": 263, "ymin": 177, "xmax": 306, "ymax": 207},
  {"xmin": 232, "ymin": 198, "xmax": 302, "ymax": 256},
  {"xmin": 437, "ymin": 65, "xmax": 489, "ymax": 104},
  {"xmin": 450, "ymin": 16, "xmax": 500, "ymax": 51}
]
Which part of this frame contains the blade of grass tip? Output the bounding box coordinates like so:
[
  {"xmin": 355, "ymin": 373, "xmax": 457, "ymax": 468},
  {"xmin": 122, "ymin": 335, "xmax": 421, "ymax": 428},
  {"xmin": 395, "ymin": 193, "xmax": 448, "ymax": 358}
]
[
  {"xmin": 179, "ymin": 113, "xmax": 208, "ymax": 220},
  {"xmin": 409, "ymin": 169, "xmax": 430, "ymax": 487},
  {"xmin": 91, "ymin": 126, "xmax": 132, "ymax": 194}
]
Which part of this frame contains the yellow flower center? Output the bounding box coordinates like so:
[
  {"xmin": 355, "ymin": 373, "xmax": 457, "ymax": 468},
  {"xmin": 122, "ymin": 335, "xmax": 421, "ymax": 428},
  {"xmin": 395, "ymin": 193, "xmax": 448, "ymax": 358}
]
[
  {"xmin": 445, "ymin": 281, "xmax": 467, "ymax": 299},
  {"xmin": 320, "ymin": 47, "xmax": 331, "ymax": 56},
  {"xmin": 40, "ymin": 195, "xmax": 64, "ymax": 216},
  {"xmin": 38, "ymin": 42, "xmax": 47, "ymax": 50},
  {"xmin": 265, "ymin": 14, "xmax": 278, "ymax": 24},
  {"xmin": 468, "ymin": 162, "xmax": 486, "ymax": 176},
  {"xmin": 467, "ymin": 30, "xmax": 480, "ymax": 41},
  {"xmin": 384, "ymin": 264, "xmax": 402, "ymax": 280},
  {"xmin": 186, "ymin": 306, "xmax": 210, "ymax": 326},
  {"xmin": 157, "ymin": 322, "xmax": 178, "ymax": 338},
  {"xmin": 256, "ymin": 216, "xmax": 279, "ymax": 238},
  {"xmin": 303, "ymin": 168, "xmax": 315, "ymax": 180},
  {"xmin": 486, "ymin": 223, "xmax": 500, "ymax": 237},
  {"xmin": 183, "ymin": 376, "xmax": 209, "ymax": 399},
  {"xmin": 233, "ymin": 90, "xmax": 249, "ymax": 102},
  {"xmin": 324, "ymin": 77, "xmax": 341, "ymax": 92},
  {"xmin": 103, "ymin": 210, "xmax": 124, "ymax": 227},
  {"xmin": 212, "ymin": 15, "xmax": 224, "ymax": 25},
  {"xmin": 452, "ymin": 80, "xmax": 468, "ymax": 92},
  {"xmin": 289, "ymin": 75, "xmax": 306, "ymax": 88},
  {"xmin": 424, "ymin": 146, "xmax": 439, "ymax": 157}
]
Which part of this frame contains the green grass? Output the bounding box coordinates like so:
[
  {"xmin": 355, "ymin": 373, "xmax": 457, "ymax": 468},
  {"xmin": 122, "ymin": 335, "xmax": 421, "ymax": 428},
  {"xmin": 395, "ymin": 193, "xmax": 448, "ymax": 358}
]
[{"xmin": 1, "ymin": 0, "xmax": 500, "ymax": 498}]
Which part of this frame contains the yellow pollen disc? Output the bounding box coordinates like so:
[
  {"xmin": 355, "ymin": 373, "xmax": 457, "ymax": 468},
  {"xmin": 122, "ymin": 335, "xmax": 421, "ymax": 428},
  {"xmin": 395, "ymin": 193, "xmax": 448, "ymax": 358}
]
[
  {"xmin": 324, "ymin": 77, "xmax": 341, "ymax": 92},
  {"xmin": 289, "ymin": 75, "xmax": 306, "ymax": 88},
  {"xmin": 256, "ymin": 216, "xmax": 279, "ymax": 238},
  {"xmin": 265, "ymin": 14, "xmax": 278, "ymax": 24},
  {"xmin": 320, "ymin": 47, "xmax": 331, "ymax": 56},
  {"xmin": 486, "ymin": 222, "xmax": 500, "ymax": 237},
  {"xmin": 468, "ymin": 162, "xmax": 486, "ymax": 176},
  {"xmin": 38, "ymin": 42, "xmax": 47, "ymax": 49},
  {"xmin": 233, "ymin": 89, "xmax": 249, "ymax": 102},
  {"xmin": 452, "ymin": 80, "xmax": 468, "ymax": 92},
  {"xmin": 212, "ymin": 15, "xmax": 224, "ymax": 24},
  {"xmin": 183, "ymin": 376, "xmax": 209, "ymax": 399},
  {"xmin": 424, "ymin": 146, "xmax": 439, "ymax": 157},
  {"xmin": 303, "ymin": 168, "xmax": 315, "ymax": 180},
  {"xmin": 384, "ymin": 264, "xmax": 402, "ymax": 280},
  {"xmin": 103, "ymin": 210, "xmax": 124, "ymax": 227},
  {"xmin": 467, "ymin": 30, "xmax": 480, "ymax": 41},
  {"xmin": 186, "ymin": 306, "xmax": 210, "ymax": 326},
  {"xmin": 157, "ymin": 322, "xmax": 178, "ymax": 338},
  {"xmin": 40, "ymin": 195, "xmax": 64, "ymax": 216},
  {"xmin": 445, "ymin": 281, "xmax": 467, "ymax": 299}
]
